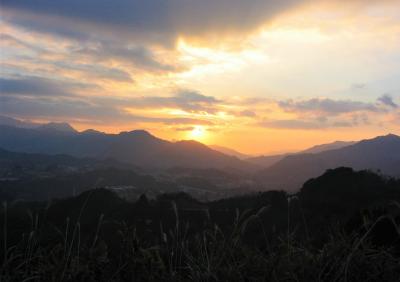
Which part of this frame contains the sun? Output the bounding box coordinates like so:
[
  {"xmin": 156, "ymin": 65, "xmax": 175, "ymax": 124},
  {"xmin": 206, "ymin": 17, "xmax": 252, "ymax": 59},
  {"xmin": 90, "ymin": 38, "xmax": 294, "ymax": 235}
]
[{"xmin": 188, "ymin": 125, "xmax": 207, "ymax": 141}]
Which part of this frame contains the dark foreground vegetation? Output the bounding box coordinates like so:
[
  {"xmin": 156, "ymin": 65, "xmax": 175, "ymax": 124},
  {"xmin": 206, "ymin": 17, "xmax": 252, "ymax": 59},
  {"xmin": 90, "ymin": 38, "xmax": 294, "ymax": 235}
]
[{"xmin": 1, "ymin": 167, "xmax": 400, "ymax": 281}]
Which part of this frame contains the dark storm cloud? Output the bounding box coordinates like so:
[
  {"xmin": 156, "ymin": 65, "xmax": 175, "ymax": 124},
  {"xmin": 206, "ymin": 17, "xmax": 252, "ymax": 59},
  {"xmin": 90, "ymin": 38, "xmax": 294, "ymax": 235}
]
[{"xmin": 1, "ymin": 0, "xmax": 303, "ymax": 44}]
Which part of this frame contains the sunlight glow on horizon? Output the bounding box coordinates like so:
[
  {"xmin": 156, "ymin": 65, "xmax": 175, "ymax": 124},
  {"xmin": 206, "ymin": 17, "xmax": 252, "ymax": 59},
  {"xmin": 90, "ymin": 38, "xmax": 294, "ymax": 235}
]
[{"xmin": 187, "ymin": 125, "xmax": 208, "ymax": 142}]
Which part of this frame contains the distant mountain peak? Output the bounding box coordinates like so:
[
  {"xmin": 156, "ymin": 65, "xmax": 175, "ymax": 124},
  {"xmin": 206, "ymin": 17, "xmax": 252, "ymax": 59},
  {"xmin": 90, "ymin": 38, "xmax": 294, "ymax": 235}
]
[
  {"xmin": 38, "ymin": 122, "xmax": 77, "ymax": 133},
  {"xmin": 120, "ymin": 129, "xmax": 154, "ymax": 137},
  {"xmin": 0, "ymin": 115, "xmax": 39, "ymax": 129},
  {"xmin": 383, "ymin": 133, "xmax": 399, "ymax": 139},
  {"xmin": 360, "ymin": 133, "xmax": 400, "ymax": 144},
  {"xmin": 130, "ymin": 129, "xmax": 152, "ymax": 135},
  {"xmin": 256, "ymin": 133, "xmax": 400, "ymax": 192},
  {"xmin": 81, "ymin": 129, "xmax": 103, "ymax": 135},
  {"xmin": 175, "ymin": 139, "xmax": 207, "ymax": 148}
]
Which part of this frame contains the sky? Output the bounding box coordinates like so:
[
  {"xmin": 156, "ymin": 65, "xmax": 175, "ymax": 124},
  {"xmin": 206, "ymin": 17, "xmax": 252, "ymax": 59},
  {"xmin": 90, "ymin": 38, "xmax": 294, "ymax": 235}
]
[{"xmin": 0, "ymin": 0, "xmax": 399, "ymax": 154}]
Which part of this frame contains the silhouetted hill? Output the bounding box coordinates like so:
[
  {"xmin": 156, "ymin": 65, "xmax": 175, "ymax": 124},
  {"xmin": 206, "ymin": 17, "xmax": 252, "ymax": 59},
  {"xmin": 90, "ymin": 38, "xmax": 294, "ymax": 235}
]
[
  {"xmin": 0, "ymin": 167, "xmax": 178, "ymax": 202},
  {"xmin": 0, "ymin": 148, "xmax": 255, "ymax": 202},
  {"xmin": 256, "ymin": 134, "xmax": 400, "ymax": 191},
  {"xmin": 46, "ymin": 188, "xmax": 130, "ymax": 225},
  {"xmin": 0, "ymin": 115, "xmax": 39, "ymax": 128},
  {"xmin": 37, "ymin": 122, "xmax": 77, "ymax": 133},
  {"xmin": 0, "ymin": 124, "xmax": 250, "ymax": 170},
  {"xmin": 2, "ymin": 168, "xmax": 400, "ymax": 281},
  {"xmin": 0, "ymin": 148, "xmax": 132, "ymax": 179},
  {"xmin": 0, "ymin": 147, "xmax": 95, "ymax": 168},
  {"xmin": 247, "ymin": 140, "xmax": 355, "ymax": 168},
  {"xmin": 300, "ymin": 167, "xmax": 400, "ymax": 213}
]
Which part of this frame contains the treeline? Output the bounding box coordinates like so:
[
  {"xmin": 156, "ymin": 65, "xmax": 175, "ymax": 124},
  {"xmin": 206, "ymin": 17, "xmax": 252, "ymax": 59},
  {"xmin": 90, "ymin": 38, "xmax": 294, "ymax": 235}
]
[{"xmin": 1, "ymin": 167, "xmax": 400, "ymax": 281}]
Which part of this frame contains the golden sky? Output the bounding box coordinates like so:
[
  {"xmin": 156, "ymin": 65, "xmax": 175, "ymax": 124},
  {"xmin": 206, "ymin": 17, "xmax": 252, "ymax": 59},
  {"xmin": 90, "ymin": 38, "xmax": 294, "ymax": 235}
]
[{"xmin": 1, "ymin": 0, "xmax": 399, "ymax": 154}]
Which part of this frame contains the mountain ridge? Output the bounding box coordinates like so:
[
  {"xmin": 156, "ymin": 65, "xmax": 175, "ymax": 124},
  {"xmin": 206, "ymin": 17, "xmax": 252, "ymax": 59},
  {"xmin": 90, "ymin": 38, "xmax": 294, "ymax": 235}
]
[
  {"xmin": 255, "ymin": 133, "xmax": 400, "ymax": 192},
  {"xmin": 0, "ymin": 124, "xmax": 251, "ymax": 171},
  {"xmin": 247, "ymin": 139, "xmax": 355, "ymax": 168}
]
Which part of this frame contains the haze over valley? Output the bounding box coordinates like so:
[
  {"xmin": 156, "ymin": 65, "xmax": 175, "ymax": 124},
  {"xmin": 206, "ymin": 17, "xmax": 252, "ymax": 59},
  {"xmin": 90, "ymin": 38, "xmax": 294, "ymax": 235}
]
[{"xmin": 1, "ymin": 116, "xmax": 399, "ymax": 201}]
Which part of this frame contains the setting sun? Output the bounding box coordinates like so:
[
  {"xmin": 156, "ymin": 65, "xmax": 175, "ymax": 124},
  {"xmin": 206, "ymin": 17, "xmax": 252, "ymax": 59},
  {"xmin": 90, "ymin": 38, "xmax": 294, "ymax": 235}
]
[{"xmin": 188, "ymin": 125, "xmax": 207, "ymax": 141}]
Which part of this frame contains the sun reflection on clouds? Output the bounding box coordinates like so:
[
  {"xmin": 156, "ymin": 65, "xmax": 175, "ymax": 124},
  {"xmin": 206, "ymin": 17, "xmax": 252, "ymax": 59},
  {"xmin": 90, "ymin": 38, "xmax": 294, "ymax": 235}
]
[{"xmin": 175, "ymin": 39, "xmax": 269, "ymax": 79}]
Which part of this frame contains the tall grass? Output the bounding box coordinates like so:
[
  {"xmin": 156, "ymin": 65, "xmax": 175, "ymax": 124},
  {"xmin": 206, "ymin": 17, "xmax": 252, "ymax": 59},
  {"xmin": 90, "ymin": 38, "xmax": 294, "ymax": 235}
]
[{"xmin": 1, "ymin": 200, "xmax": 399, "ymax": 282}]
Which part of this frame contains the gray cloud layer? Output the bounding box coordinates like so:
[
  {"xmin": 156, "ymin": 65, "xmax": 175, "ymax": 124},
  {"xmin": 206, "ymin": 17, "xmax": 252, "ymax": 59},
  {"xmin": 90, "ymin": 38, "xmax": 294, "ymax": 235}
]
[
  {"xmin": 0, "ymin": 76, "xmax": 219, "ymax": 124},
  {"xmin": 74, "ymin": 42, "xmax": 177, "ymax": 72},
  {"xmin": 1, "ymin": 0, "xmax": 303, "ymax": 44},
  {"xmin": 1, "ymin": 75, "xmax": 398, "ymax": 130},
  {"xmin": 0, "ymin": 77, "xmax": 96, "ymax": 97},
  {"xmin": 259, "ymin": 95, "xmax": 399, "ymax": 130},
  {"xmin": 278, "ymin": 98, "xmax": 380, "ymax": 115},
  {"xmin": 127, "ymin": 91, "xmax": 220, "ymax": 112},
  {"xmin": 0, "ymin": 94, "xmax": 214, "ymax": 126}
]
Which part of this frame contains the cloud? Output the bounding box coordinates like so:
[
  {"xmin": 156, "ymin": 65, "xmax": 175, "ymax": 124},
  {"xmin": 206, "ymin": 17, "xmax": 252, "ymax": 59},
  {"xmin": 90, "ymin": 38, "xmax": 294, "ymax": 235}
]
[
  {"xmin": 351, "ymin": 83, "xmax": 366, "ymax": 90},
  {"xmin": 74, "ymin": 42, "xmax": 178, "ymax": 72},
  {"xmin": 159, "ymin": 118, "xmax": 213, "ymax": 126},
  {"xmin": 0, "ymin": 94, "xmax": 216, "ymax": 126},
  {"xmin": 0, "ymin": 32, "xmax": 137, "ymax": 84},
  {"xmin": 53, "ymin": 62, "xmax": 134, "ymax": 83},
  {"xmin": 258, "ymin": 118, "xmax": 360, "ymax": 130},
  {"xmin": 238, "ymin": 110, "xmax": 257, "ymax": 117},
  {"xmin": 0, "ymin": 81, "xmax": 218, "ymax": 126},
  {"xmin": 1, "ymin": 0, "xmax": 304, "ymax": 45},
  {"xmin": 121, "ymin": 90, "xmax": 221, "ymax": 113},
  {"xmin": 0, "ymin": 95, "xmax": 112, "ymax": 120},
  {"xmin": 378, "ymin": 94, "xmax": 398, "ymax": 108},
  {"xmin": 0, "ymin": 33, "xmax": 45, "ymax": 52},
  {"xmin": 0, "ymin": 76, "xmax": 96, "ymax": 97},
  {"xmin": 0, "ymin": 72, "xmax": 228, "ymax": 128},
  {"xmin": 259, "ymin": 96, "xmax": 399, "ymax": 129},
  {"xmin": 278, "ymin": 98, "xmax": 380, "ymax": 115},
  {"xmin": 174, "ymin": 126, "xmax": 195, "ymax": 131},
  {"xmin": 259, "ymin": 119, "xmax": 326, "ymax": 130}
]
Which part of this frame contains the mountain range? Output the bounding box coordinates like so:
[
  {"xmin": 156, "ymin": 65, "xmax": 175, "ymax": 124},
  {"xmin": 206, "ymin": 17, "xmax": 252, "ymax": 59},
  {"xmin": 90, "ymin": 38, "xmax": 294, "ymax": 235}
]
[
  {"xmin": 0, "ymin": 118, "xmax": 248, "ymax": 171},
  {"xmin": 255, "ymin": 134, "xmax": 400, "ymax": 191},
  {"xmin": 0, "ymin": 116, "xmax": 399, "ymax": 192},
  {"xmin": 247, "ymin": 140, "xmax": 355, "ymax": 168}
]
